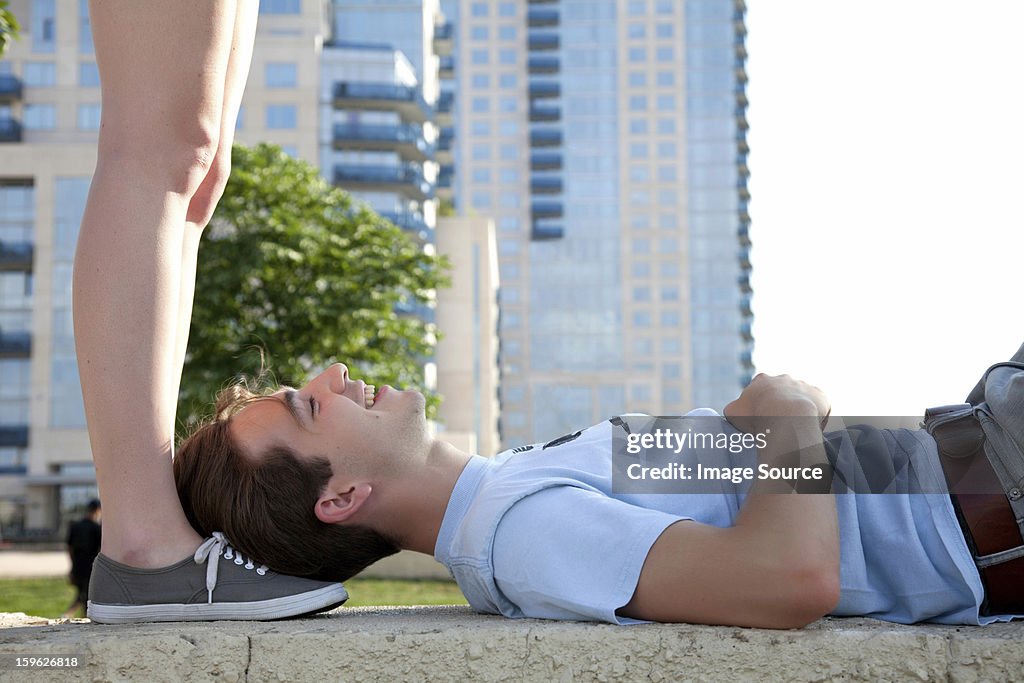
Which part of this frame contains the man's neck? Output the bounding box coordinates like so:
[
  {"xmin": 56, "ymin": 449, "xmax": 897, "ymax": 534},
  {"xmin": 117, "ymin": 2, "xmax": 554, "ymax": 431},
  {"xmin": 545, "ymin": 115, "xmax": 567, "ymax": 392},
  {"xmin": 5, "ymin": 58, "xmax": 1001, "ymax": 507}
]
[{"xmin": 380, "ymin": 438, "xmax": 473, "ymax": 556}]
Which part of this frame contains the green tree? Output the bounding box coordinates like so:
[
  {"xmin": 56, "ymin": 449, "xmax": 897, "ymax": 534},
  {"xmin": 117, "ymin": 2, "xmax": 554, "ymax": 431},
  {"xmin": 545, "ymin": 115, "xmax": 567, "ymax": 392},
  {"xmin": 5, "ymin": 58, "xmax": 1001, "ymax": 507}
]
[
  {"xmin": 179, "ymin": 143, "xmax": 448, "ymax": 430},
  {"xmin": 0, "ymin": 1, "xmax": 20, "ymax": 57}
]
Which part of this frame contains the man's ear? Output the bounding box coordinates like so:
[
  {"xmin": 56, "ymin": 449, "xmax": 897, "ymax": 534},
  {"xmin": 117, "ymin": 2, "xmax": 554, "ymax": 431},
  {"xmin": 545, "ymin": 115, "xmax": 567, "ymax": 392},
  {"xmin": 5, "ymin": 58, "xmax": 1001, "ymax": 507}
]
[{"xmin": 314, "ymin": 483, "xmax": 372, "ymax": 525}]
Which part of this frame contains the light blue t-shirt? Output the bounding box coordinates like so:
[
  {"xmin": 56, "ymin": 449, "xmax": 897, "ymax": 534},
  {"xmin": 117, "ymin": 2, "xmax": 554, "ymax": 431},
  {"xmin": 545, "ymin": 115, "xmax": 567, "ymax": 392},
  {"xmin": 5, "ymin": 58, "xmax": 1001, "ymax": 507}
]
[{"xmin": 434, "ymin": 411, "xmax": 1003, "ymax": 625}]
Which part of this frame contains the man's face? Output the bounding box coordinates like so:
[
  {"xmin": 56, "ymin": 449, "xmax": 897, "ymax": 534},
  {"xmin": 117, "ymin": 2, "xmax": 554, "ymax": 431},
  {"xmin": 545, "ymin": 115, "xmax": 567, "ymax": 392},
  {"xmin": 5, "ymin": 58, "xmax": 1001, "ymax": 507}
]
[{"xmin": 229, "ymin": 363, "xmax": 428, "ymax": 476}]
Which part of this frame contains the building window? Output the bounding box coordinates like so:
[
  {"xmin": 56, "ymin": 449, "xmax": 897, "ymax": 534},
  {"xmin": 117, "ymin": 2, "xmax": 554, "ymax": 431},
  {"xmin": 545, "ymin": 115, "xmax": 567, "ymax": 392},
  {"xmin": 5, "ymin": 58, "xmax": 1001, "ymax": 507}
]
[
  {"xmin": 499, "ymin": 49, "xmax": 516, "ymax": 64},
  {"xmin": 632, "ymin": 286, "xmax": 651, "ymax": 302},
  {"xmin": 471, "ymin": 97, "xmax": 489, "ymax": 113},
  {"xmin": 498, "ymin": 2, "xmax": 516, "ymax": 16},
  {"xmin": 628, "ymin": 71, "xmax": 646, "ymax": 87},
  {"xmin": 656, "ymin": 94, "xmax": 676, "ymax": 111},
  {"xmin": 498, "ymin": 96, "xmax": 516, "ymax": 112},
  {"xmin": 471, "ymin": 144, "xmax": 491, "ymax": 160},
  {"xmin": 471, "ymin": 74, "xmax": 490, "ymax": 88},
  {"xmin": 627, "ymin": 1, "xmax": 646, "ymax": 16},
  {"xmin": 628, "ymin": 95, "xmax": 647, "ymax": 111},
  {"xmin": 632, "ymin": 238, "xmax": 650, "ymax": 254},
  {"xmin": 629, "ymin": 119, "xmax": 648, "ymax": 134},
  {"xmin": 79, "ymin": 61, "xmax": 99, "ymax": 87},
  {"xmin": 658, "ymin": 165, "xmax": 678, "ymax": 181},
  {"xmin": 471, "ymin": 121, "xmax": 490, "ymax": 135},
  {"xmin": 656, "ymin": 71, "xmax": 675, "ymax": 87},
  {"xmin": 77, "ymin": 103, "xmax": 101, "ymax": 130},
  {"xmin": 627, "ymin": 47, "xmax": 646, "ymax": 63},
  {"xmin": 260, "ymin": 0, "xmax": 301, "ymax": 14},
  {"xmin": 471, "ymin": 192, "xmax": 492, "ymax": 208},
  {"xmin": 632, "ymin": 262, "xmax": 651, "ymax": 277},
  {"xmin": 471, "ymin": 26, "xmax": 489, "ymax": 41},
  {"xmin": 79, "ymin": 0, "xmax": 93, "ymax": 53},
  {"xmin": 471, "ymin": 168, "xmax": 491, "ymax": 183},
  {"xmin": 499, "ymin": 216, "xmax": 519, "ymax": 231},
  {"xmin": 499, "ymin": 168, "xmax": 518, "ymax": 183},
  {"xmin": 32, "ymin": 0, "xmax": 56, "ymax": 53},
  {"xmin": 657, "ymin": 141, "xmax": 677, "ymax": 158},
  {"xmin": 499, "ymin": 73, "xmax": 517, "ymax": 88},
  {"xmin": 655, "ymin": 0, "xmax": 673, "ymax": 14},
  {"xmin": 499, "ymin": 144, "xmax": 517, "ymax": 160},
  {"xmin": 657, "ymin": 118, "xmax": 676, "ymax": 134},
  {"xmin": 24, "ymin": 104, "xmax": 57, "ymax": 130},
  {"xmin": 661, "ymin": 310, "xmax": 681, "ymax": 327},
  {"xmin": 265, "ymin": 104, "xmax": 297, "ymax": 129},
  {"xmin": 23, "ymin": 62, "xmax": 56, "ymax": 87},
  {"xmin": 265, "ymin": 62, "xmax": 297, "ymax": 88},
  {"xmin": 498, "ymin": 26, "xmax": 516, "ymax": 40},
  {"xmin": 628, "ymin": 23, "xmax": 645, "ymax": 39},
  {"xmin": 470, "ymin": 2, "xmax": 488, "ymax": 17},
  {"xmin": 498, "ymin": 120, "xmax": 518, "ymax": 136},
  {"xmin": 656, "ymin": 46, "xmax": 674, "ymax": 62},
  {"xmin": 656, "ymin": 23, "xmax": 674, "ymax": 38},
  {"xmin": 629, "ymin": 142, "xmax": 649, "ymax": 159},
  {"xmin": 280, "ymin": 145, "xmax": 298, "ymax": 158},
  {"xmin": 629, "ymin": 165, "xmax": 650, "ymax": 182},
  {"xmin": 471, "ymin": 49, "xmax": 489, "ymax": 64}
]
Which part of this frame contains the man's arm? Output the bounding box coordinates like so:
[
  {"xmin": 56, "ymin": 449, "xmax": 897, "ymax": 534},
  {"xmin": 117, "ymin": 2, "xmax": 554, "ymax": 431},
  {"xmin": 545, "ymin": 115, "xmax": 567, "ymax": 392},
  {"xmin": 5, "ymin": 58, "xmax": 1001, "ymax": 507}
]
[{"xmin": 618, "ymin": 374, "xmax": 840, "ymax": 629}]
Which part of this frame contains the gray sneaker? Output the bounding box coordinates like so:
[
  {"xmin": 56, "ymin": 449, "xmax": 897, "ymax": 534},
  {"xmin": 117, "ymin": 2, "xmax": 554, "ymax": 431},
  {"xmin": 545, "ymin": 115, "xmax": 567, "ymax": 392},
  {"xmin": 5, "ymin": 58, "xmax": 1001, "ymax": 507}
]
[{"xmin": 86, "ymin": 532, "xmax": 348, "ymax": 623}]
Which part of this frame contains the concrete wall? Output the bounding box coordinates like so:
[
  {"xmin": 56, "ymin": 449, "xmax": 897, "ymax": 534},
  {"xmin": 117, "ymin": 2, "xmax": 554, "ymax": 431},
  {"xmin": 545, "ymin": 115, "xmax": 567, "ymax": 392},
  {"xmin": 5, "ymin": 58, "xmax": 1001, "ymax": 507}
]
[{"xmin": 2, "ymin": 608, "xmax": 1023, "ymax": 682}]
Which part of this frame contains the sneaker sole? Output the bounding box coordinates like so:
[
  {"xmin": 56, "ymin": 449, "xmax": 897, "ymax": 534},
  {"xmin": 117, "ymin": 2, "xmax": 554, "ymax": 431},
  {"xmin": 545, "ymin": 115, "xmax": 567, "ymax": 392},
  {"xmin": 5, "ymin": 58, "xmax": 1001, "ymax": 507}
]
[{"xmin": 86, "ymin": 584, "xmax": 349, "ymax": 624}]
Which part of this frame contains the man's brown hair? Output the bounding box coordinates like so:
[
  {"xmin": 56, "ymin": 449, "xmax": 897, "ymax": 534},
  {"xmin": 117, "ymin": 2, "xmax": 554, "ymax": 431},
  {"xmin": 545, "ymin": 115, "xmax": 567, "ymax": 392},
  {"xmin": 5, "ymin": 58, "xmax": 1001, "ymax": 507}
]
[{"xmin": 173, "ymin": 382, "xmax": 399, "ymax": 582}]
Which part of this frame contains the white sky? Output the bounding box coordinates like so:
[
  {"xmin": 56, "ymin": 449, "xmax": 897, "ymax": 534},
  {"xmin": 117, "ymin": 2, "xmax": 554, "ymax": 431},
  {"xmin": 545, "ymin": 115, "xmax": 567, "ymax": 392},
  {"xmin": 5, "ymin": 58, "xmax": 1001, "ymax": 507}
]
[{"xmin": 744, "ymin": 0, "xmax": 1024, "ymax": 415}]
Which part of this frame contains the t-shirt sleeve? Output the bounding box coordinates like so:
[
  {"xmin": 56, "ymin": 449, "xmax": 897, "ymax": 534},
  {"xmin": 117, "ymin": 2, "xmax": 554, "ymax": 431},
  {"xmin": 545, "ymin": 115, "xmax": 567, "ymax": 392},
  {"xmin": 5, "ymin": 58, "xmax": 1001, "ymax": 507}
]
[{"xmin": 491, "ymin": 486, "xmax": 685, "ymax": 624}]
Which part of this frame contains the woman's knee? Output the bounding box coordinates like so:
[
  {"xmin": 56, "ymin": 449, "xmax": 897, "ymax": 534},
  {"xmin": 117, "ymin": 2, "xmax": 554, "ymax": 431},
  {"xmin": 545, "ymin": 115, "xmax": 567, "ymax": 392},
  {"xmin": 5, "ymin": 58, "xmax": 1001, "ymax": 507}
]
[
  {"xmin": 96, "ymin": 116, "xmax": 222, "ymax": 197},
  {"xmin": 185, "ymin": 151, "xmax": 232, "ymax": 228}
]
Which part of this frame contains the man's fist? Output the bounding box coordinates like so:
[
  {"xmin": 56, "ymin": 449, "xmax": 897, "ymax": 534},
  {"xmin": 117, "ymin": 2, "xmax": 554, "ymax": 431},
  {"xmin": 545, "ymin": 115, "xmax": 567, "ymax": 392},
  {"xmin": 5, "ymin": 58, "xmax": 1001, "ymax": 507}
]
[{"xmin": 724, "ymin": 373, "xmax": 831, "ymax": 433}]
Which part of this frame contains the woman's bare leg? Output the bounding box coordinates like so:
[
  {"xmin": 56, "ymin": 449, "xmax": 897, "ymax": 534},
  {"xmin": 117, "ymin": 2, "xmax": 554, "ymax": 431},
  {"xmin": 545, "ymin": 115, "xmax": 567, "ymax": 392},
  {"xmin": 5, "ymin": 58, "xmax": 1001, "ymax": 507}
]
[
  {"xmin": 74, "ymin": 0, "xmax": 241, "ymax": 568},
  {"xmin": 172, "ymin": 2, "xmax": 259, "ymax": 406}
]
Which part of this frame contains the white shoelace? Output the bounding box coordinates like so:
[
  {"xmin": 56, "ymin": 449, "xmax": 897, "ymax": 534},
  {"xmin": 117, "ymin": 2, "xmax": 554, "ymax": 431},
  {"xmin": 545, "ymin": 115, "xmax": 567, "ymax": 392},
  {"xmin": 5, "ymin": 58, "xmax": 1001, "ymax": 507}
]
[{"xmin": 193, "ymin": 532, "xmax": 270, "ymax": 604}]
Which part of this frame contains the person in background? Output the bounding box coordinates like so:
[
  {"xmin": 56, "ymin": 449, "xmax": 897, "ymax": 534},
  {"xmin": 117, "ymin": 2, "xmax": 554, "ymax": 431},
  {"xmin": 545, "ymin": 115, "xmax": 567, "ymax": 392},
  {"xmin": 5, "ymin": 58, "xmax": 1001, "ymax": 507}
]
[{"xmin": 63, "ymin": 499, "xmax": 101, "ymax": 618}]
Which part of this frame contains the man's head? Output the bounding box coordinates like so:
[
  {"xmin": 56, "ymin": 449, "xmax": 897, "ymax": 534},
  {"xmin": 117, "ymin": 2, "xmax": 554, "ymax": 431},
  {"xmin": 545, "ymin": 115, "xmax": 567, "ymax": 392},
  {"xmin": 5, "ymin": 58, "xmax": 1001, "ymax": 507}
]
[
  {"xmin": 173, "ymin": 363, "xmax": 429, "ymax": 582},
  {"xmin": 87, "ymin": 498, "xmax": 101, "ymax": 521}
]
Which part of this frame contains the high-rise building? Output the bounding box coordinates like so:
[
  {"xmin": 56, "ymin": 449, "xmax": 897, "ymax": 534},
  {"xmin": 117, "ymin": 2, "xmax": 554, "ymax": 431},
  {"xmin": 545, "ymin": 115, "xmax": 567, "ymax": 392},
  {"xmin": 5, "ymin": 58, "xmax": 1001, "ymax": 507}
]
[
  {"xmin": 446, "ymin": 0, "xmax": 753, "ymax": 445},
  {"xmin": 0, "ymin": 0, "xmax": 496, "ymax": 539}
]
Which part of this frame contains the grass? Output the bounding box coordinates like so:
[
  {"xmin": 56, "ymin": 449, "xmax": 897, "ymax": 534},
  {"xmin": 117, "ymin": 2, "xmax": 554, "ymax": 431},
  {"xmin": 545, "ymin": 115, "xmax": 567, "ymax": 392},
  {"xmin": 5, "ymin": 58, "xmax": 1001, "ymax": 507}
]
[{"xmin": 0, "ymin": 576, "xmax": 467, "ymax": 619}]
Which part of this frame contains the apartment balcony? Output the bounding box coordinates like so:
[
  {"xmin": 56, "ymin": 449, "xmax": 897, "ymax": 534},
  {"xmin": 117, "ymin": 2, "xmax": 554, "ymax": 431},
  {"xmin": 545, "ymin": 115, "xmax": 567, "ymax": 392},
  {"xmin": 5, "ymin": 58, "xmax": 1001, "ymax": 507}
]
[
  {"xmin": 531, "ymin": 201, "xmax": 563, "ymax": 220},
  {"xmin": 528, "ymin": 81, "xmax": 560, "ymax": 99},
  {"xmin": 379, "ymin": 211, "xmax": 434, "ymax": 244},
  {"xmin": 0, "ymin": 242, "xmax": 33, "ymax": 271},
  {"xmin": 0, "ymin": 118, "xmax": 22, "ymax": 143},
  {"xmin": 332, "ymin": 123, "xmax": 433, "ymax": 162},
  {"xmin": 433, "ymin": 22, "xmax": 453, "ymax": 56},
  {"xmin": 739, "ymin": 200, "xmax": 750, "ymax": 223},
  {"xmin": 738, "ymin": 246, "xmax": 751, "ymax": 269},
  {"xmin": 333, "ymin": 163, "xmax": 433, "ymax": 201},
  {"xmin": 528, "ymin": 55, "xmax": 560, "ymax": 75},
  {"xmin": 0, "ymin": 74, "xmax": 22, "ymax": 103},
  {"xmin": 531, "ymin": 220, "xmax": 564, "ymax": 241},
  {"xmin": 530, "ymin": 176, "xmax": 563, "ymax": 194},
  {"xmin": 438, "ymin": 56, "xmax": 455, "ymax": 80},
  {"xmin": 738, "ymin": 273, "xmax": 752, "ymax": 294},
  {"xmin": 530, "ymin": 128, "xmax": 562, "ymax": 147},
  {"xmin": 527, "ymin": 33, "xmax": 559, "ymax": 51},
  {"xmin": 530, "ymin": 152, "xmax": 562, "ymax": 171},
  {"xmin": 739, "ymin": 295, "xmax": 752, "ymax": 317},
  {"xmin": 0, "ymin": 425, "xmax": 28, "ymax": 449},
  {"xmin": 436, "ymin": 90, "xmax": 454, "ymax": 124},
  {"xmin": 529, "ymin": 103, "xmax": 560, "ymax": 122},
  {"xmin": 437, "ymin": 164, "xmax": 454, "ymax": 199},
  {"xmin": 0, "ymin": 330, "xmax": 31, "ymax": 358},
  {"xmin": 740, "ymin": 349, "xmax": 753, "ymax": 368},
  {"xmin": 436, "ymin": 127, "xmax": 454, "ymax": 163},
  {"xmin": 528, "ymin": 0, "xmax": 558, "ymax": 4},
  {"xmin": 395, "ymin": 299, "xmax": 435, "ymax": 323},
  {"xmin": 527, "ymin": 7, "xmax": 559, "ymax": 27},
  {"xmin": 333, "ymin": 82, "xmax": 429, "ymax": 123},
  {"xmin": 740, "ymin": 320, "xmax": 753, "ymax": 340}
]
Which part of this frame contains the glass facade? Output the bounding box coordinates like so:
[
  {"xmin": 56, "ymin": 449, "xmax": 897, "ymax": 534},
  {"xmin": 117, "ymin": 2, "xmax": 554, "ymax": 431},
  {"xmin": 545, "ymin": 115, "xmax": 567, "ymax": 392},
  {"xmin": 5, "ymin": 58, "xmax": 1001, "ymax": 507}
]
[
  {"xmin": 50, "ymin": 178, "xmax": 90, "ymax": 429},
  {"xmin": 685, "ymin": 0, "xmax": 752, "ymax": 409},
  {"xmin": 0, "ymin": 182, "xmax": 33, "ymax": 473}
]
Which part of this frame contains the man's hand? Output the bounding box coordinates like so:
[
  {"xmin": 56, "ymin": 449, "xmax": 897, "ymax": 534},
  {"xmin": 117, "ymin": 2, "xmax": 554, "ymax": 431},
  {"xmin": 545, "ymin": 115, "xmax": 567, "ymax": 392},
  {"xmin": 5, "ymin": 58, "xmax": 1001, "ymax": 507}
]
[{"xmin": 724, "ymin": 373, "xmax": 831, "ymax": 434}]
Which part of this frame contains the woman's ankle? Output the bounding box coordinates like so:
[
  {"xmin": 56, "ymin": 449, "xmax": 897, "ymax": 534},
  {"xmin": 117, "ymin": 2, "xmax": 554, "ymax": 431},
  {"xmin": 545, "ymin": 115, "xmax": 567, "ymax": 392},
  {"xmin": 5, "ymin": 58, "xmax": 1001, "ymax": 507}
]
[{"xmin": 101, "ymin": 529, "xmax": 205, "ymax": 569}]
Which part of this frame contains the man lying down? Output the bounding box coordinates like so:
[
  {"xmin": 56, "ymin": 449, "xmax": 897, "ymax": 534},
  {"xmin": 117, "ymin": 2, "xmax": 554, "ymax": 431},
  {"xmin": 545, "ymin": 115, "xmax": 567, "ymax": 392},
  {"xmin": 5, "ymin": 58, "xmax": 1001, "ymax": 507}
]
[{"xmin": 166, "ymin": 363, "xmax": 1023, "ymax": 628}]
